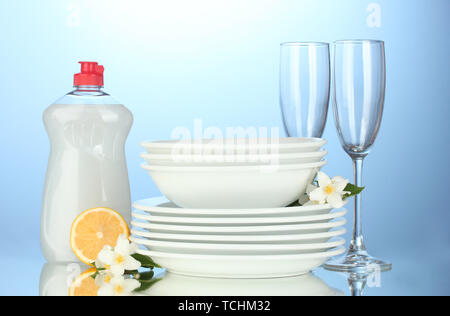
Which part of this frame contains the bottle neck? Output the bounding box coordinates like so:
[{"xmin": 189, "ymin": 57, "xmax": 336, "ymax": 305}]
[
  {"xmin": 74, "ymin": 85, "xmax": 103, "ymax": 92},
  {"xmin": 70, "ymin": 85, "xmax": 108, "ymax": 97}
]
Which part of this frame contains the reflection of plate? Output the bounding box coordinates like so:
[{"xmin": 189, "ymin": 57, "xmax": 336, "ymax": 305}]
[{"xmin": 140, "ymin": 271, "xmax": 344, "ymax": 296}]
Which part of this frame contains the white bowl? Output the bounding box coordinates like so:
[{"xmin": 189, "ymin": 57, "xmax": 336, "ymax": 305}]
[
  {"xmin": 136, "ymin": 247, "xmax": 346, "ymax": 278},
  {"xmin": 131, "ymin": 228, "xmax": 347, "ymax": 244},
  {"xmin": 141, "ymin": 160, "xmax": 327, "ymax": 208},
  {"xmin": 132, "ymin": 209, "xmax": 347, "ymax": 225},
  {"xmin": 131, "ymin": 218, "xmax": 347, "ymax": 235},
  {"xmin": 140, "ymin": 150, "xmax": 327, "ymax": 166},
  {"xmin": 131, "ymin": 236, "xmax": 345, "ymax": 255},
  {"xmin": 133, "ymin": 197, "xmax": 335, "ymax": 217},
  {"xmin": 141, "ymin": 137, "xmax": 327, "ymax": 155}
]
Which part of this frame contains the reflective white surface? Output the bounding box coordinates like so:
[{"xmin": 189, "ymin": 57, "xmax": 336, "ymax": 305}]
[
  {"xmin": 0, "ymin": 247, "xmax": 438, "ymax": 296},
  {"xmin": 143, "ymin": 272, "xmax": 343, "ymax": 296},
  {"xmin": 39, "ymin": 263, "xmax": 344, "ymax": 296}
]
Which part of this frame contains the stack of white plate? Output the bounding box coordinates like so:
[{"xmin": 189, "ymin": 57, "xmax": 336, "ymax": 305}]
[{"xmin": 134, "ymin": 138, "xmax": 347, "ymax": 278}]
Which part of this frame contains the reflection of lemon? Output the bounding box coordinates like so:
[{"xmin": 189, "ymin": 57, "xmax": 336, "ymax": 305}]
[
  {"xmin": 69, "ymin": 268, "xmax": 99, "ymax": 296},
  {"xmin": 70, "ymin": 207, "xmax": 129, "ymax": 265}
]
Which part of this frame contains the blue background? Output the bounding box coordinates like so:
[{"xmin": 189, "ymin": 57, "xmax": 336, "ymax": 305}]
[{"xmin": 0, "ymin": 0, "xmax": 449, "ymax": 295}]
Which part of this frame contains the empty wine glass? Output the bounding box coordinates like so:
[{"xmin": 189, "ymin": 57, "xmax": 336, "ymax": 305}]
[
  {"xmin": 324, "ymin": 40, "xmax": 392, "ymax": 273},
  {"xmin": 280, "ymin": 42, "xmax": 330, "ymax": 138}
]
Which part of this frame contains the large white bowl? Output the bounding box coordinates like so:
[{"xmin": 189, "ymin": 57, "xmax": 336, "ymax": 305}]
[
  {"xmin": 141, "ymin": 160, "xmax": 327, "ymax": 208},
  {"xmin": 136, "ymin": 247, "xmax": 346, "ymax": 278},
  {"xmin": 133, "ymin": 197, "xmax": 335, "ymax": 217},
  {"xmin": 141, "ymin": 137, "xmax": 327, "ymax": 155},
  {"xmin": 131, "ymin": 236, "xmax": 345, "ymax": 255},
  {"xmin": 132, "ymin": 209, "xmax": 347, "ymax": 225},
  {"xmin": 140, "ymin": 150, "xmax": 327, "ymax": 166}
]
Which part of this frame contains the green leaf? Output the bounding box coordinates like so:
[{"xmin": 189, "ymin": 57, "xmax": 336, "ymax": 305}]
[
  {"xmin": 135, "ymin": 271, "xmax": 154, "ymax": 281},
  {"xmin": 343, "ymin": 183, "xmax": 365, "ymax": 199},
  {"xmin": 131, "ymin": 253, "xmax": 162, "ymax": 269},
  {"xmin": 124, "ymin": 269, "xmax": 139, "ymax": 275},
  {"xmin": 90, "ymin": 271, "xmax": 99, "ymax": 280},
  {"xmin": 134, "ymin": 278, "xmax": 162, "ymax": 293},
  {"xmin": 287, "ymin": 200, "xmax": 301, "ymax": 207}
]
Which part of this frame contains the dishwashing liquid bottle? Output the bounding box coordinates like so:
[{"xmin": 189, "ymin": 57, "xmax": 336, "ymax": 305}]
[{"xmin": 41, "ymin": 62, "xmax": 133, "ymax": 262}]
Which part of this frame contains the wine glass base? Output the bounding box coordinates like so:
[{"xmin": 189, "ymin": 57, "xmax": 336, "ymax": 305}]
[{"xmin": 324, "ymin": 252, "xmax": 392, "ymax": 273}]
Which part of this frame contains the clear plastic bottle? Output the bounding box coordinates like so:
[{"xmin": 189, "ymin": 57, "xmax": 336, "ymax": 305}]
[{"xmin": 41, "ymin": 62, "xmax": 133, "ymax": 263}]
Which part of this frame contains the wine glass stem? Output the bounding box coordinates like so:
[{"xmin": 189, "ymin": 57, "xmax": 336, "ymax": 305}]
[
  {"xmin": 350, "ymin": 157, "xmax": 367, "ymax": 253},
  {"xmin": 348, "ymin": 274, "xmax": 367, "ymax": 297}
]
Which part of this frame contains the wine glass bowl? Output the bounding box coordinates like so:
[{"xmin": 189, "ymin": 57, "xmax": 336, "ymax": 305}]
[
  {"xmin": 280, "ymin": 42, "xmax": 330, "ymax": 138},
  {"xmin": 333, "ymin": 40, "xmax": 386, "ymax": 158}
]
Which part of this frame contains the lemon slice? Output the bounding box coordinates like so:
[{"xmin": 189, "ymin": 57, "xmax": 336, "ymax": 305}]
[
  {"xmin": 70, "ymin": 207, "xmax": 129, "ymax": 265},
  {"xmin": 69, "ymin": 268, "xmax": 99, "ymax": 296}
]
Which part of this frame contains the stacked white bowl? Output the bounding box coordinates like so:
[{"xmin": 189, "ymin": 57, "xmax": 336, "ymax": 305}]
[{"xmin": 132, "ymin": 138, "xmax": 347, "ymax": 278}]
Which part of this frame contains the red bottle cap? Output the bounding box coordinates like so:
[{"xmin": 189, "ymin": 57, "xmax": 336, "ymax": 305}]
[{"xmin": 74, "ymin": 61, "xmax": 104, "ymax": 86}]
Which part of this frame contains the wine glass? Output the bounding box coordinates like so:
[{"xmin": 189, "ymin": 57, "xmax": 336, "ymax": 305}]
[
  {"xmin": 324, "ymin": 40, "xmax": 392, "ymax": 273},
  {"xmin": 280, "ymin": 42, "xmax": 330, "ymax": 138}
]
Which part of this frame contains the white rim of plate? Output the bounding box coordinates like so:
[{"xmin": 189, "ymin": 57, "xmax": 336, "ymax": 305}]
[
  {"xmin": 133, "ymin": 197, "xmax": 335, "ymax": 216},
  {"xmin": 132, "ymin": 209, "xmax": 347, "ymax": 225},
  {"xmin": 141, "ymin": 160, "xmax": 327, "ymax": 172},
  {"xmin": 140, "ymin": 138, "xmax": 327, "ymax": 150},
  {"xmin": 131, "ymin": 228, "xmax": 347, "ymax": 242},
  {"xmin": 130, "ymin": 236, "xmax": 346, "ymax": 251},
  {"xmin": 136, "ymin": 246, "xmax": 346, "ymax": 260},
  {"xmin": 131, "ymin": 218, "xmax": 347, "ymax": 233},
  {"xmin": 140, "ymin": 150, "xmax": 328, "ymax": 161}
]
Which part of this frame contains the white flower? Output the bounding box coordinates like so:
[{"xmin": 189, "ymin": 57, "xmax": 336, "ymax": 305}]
[
  {"xmin": 299, "ymin": 184, "xmax": 322, "ymax": 205},
  {"xmin": 308, "ymin": 172, "xmax": 350, "ymax": 208},
  {"xmin": 298, "ymin": 194, "xmax": 310, "ymax": 206},
  {"xmin": 97, "ymin": 234, "xmax": 141, "ymax": 276},
  {"xmin": 299, "ymin": 184, "xmax": 326, "ymax": 206},
  {"xmin": 95, "ymin": 270, "xmax": 115, "ymax": 287},
  {"xmin": 97, "ymin": 275, "xmax": 140, "ymax": 296},
  {"xmin": 94, "ymin": 248, "xmax": 110, "ymax": 269}
]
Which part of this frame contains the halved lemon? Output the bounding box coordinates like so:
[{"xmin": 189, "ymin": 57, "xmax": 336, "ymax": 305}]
[
  {"xmin": 70, "ymin": 207, "xmax": 130, "ymax": 266},
  {"xmin": 69, "ymin": 268, "xmax": 99, "ymax": 296}
]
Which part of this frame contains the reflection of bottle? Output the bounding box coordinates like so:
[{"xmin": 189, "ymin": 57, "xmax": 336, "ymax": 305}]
[
  {"xmin": 41, "ymin": 62, "xmax": 133, "ymax": 262},
  {"xmin": 141, "ymin": 272, "xmax": 344, "ymax": 296},
  {"xmin": 40, "ymin": 263, "xmax": 90, "ymax": 296}
]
